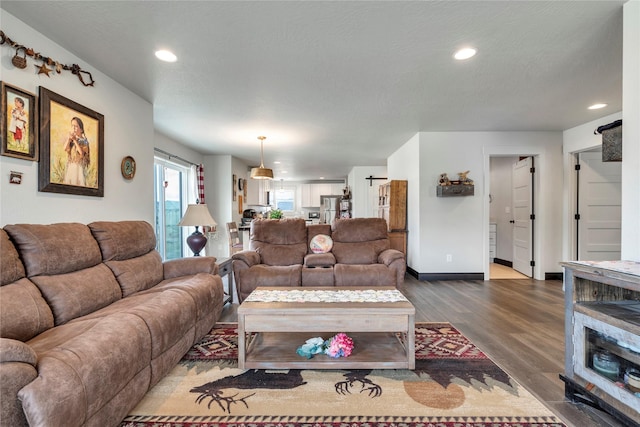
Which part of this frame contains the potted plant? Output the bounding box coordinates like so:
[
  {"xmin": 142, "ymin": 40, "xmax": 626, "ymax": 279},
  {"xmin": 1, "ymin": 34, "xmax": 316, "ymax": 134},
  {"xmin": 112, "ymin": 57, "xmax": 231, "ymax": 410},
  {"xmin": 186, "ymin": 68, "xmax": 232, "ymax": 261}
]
[{"xmin": 268, "ymin": 208, "xmax": 283, "ymax": 219}]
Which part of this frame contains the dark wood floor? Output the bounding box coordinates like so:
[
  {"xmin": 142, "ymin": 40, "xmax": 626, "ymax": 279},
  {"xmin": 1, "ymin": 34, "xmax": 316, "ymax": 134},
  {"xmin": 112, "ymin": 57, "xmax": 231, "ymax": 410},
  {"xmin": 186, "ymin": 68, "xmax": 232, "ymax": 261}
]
[{"xmin": 219, "ymin": 274, "xmax": 627, "ymax": 427}]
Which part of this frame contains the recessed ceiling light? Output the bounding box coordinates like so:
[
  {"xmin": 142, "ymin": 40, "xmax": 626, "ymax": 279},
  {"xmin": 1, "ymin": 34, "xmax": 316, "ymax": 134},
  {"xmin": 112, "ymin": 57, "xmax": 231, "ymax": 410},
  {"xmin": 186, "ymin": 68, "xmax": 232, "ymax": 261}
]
[
  {"xmin": 588, "ymin": 103, "xmax": 608, "ymax": 110},
  {"xmin": 155, "ymin": 50, "xmax": 177, "ymax": 62},
  {"xmin": 273, "ymin": 161, "xmax": 281, "ymax": 164},
  {"xmin": 281, "ymin": 170, "xmax": 288, "ymax": 174},
  {"xmin": 319, "ymin": 177, "xmax": 325, "ymax": 180},
  {"xmin": 454, "ymin": 47, "xmax": 477, "ymax": 60}
]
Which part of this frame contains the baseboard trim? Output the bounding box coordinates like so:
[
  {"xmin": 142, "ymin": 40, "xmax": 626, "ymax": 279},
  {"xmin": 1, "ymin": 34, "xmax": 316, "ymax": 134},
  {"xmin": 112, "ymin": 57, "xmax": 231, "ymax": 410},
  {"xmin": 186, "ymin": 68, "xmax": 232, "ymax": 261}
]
[
  {"xmin": 493, "ymin": 258, "xmax": 512, "ymax": 267},
  {"xmin": 408, "ymin": 266, "xmax": 560, "ymax": 281},
  {"xmin": 409, "ymin": 271, "xmax": 484, "ymax": 281}
]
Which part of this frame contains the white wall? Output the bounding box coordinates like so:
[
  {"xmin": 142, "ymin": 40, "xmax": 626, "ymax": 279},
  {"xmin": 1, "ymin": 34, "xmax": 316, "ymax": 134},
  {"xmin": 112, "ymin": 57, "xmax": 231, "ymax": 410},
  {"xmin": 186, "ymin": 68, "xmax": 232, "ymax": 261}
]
[
  {"xmin": 387, "ymin": 133, "xmax": 419, "ymax": 268},
  {"xmin": 348, "ymin": 166, "xmax": 387, "ymax": 218},
  {"xmin": 622, "ymin": 0, "xmax": 640, "ymax": 261},
  {"xmin": 203, "ymin": 155, "xmax": 233, "ymax": 258},
  {"xmin": 387, "ymin": 131, "xmax": 563, "ymax": 279},
  {"xmin": 154, "ymin": 131, "xmax": 204, "ymax": 167},
  {"xmin": 0, "ymin": 11, "xmax": 154, "ymax": 225}
]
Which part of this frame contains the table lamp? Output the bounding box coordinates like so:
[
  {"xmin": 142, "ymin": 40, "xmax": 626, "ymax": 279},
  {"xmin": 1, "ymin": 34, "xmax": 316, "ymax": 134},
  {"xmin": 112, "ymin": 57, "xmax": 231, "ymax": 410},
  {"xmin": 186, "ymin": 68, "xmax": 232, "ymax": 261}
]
[{"xmin": 178, "ymin": 203, "xmax": 217, "ymax": 256}]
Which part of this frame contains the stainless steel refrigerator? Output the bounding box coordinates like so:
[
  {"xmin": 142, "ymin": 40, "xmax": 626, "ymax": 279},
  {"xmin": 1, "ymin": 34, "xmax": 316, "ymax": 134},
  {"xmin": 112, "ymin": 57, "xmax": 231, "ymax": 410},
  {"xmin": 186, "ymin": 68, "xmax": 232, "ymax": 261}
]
[{"xmin": 320, "ymin": 195, "xmax": 341, "ymax": 225}]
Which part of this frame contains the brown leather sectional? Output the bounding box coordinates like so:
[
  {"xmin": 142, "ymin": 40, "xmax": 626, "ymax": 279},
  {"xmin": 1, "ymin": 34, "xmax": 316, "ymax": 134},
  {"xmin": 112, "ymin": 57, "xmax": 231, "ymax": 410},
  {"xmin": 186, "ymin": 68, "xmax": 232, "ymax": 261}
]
[
  {"xmin": 232, "ymin": 217, "xmax": 406, "ymax": 302},
  {"xmin": 0, "ymin": 221, "xmax": 224, "ymax": 427}
]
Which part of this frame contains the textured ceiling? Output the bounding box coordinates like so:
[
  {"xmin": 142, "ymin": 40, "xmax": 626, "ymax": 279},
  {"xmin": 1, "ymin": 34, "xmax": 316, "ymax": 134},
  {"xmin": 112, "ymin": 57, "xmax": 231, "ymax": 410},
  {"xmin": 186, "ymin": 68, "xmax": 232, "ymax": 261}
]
[{"xmin": 1, "ymin": 1, "xmax": 624, "ymax": 181}]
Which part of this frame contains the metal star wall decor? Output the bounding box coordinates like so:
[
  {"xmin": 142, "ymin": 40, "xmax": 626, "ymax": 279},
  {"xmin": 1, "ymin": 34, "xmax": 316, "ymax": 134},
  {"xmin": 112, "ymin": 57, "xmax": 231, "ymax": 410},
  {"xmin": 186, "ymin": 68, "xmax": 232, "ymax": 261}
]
[
  {"xmin": 36, "ymin": 63, "xmax": 52, "ymax": 76},
  {"xmin": 0, "ymin": 30, "xmax": 95, "ymax": 87}
]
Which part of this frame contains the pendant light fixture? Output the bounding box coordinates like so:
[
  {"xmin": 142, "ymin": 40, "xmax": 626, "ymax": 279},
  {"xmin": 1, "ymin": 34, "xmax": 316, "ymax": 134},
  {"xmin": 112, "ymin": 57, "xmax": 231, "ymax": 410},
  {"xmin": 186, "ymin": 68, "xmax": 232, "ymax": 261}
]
[{"xmin": 250, "ymin": 136, "xmax": 274, "ymax": 179}]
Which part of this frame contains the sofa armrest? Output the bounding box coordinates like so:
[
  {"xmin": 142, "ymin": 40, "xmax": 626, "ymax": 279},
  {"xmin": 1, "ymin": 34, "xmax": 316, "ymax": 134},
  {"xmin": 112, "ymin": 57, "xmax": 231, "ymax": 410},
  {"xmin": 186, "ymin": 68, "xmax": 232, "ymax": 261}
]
[
  {"xmin": 0, "ymin": 338, "xmax": 37, "ymax": 365},
  {"xmin": 378, "ymin": 249, "xmax": 405, "ymax": 266},
  {"xmin": 1, "ymin": 338, "xmax": 38, "ymax": 427},
  {"xmin": 231, "ymin": 250, "xmax": 261, "ymax": 268},
  {"xmin": 163, "ymin": 256, "xmax": 218, "ymax": 280},
  {"xmin": 304, "ymin": 253, "xmax": 336, "ymax": 268}
]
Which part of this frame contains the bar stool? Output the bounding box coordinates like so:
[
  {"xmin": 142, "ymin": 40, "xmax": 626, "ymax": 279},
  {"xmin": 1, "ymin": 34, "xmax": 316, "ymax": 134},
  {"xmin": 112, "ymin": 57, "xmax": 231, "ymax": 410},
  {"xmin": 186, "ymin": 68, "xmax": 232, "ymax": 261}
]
[{"xmin": 226, "ymin": 222, "xmax": 243, "ymax": 255}]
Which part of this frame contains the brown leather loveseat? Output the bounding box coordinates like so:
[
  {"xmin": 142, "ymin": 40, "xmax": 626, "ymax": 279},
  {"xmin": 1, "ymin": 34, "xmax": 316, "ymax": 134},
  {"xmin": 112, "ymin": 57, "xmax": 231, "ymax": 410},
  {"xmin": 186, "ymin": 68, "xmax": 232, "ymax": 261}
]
[
  {"xmin": 0, "ymin": 221, "xmax": 224, "ymax": 427},
  {"xmin": 232, "ymin": 217, "xmax": 405, "ymax": 302}
]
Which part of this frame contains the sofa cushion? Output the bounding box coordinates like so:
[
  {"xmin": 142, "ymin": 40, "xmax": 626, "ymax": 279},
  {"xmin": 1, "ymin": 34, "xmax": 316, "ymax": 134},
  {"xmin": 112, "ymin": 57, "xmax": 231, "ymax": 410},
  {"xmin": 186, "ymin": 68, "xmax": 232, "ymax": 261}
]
[
  {"xmin": 250, "ymin": 218, "xmax": 308, "ymax": 265},
  {"xmin": 251, "ymin": 218, "xmax": 307, "ymax": 245},
  {"xmin": 88, "ymin": 221, "xmax": 156, "ymax": 261},
  {"xmin": 20, "ymin": 314, "xmax": 152, "ymax": 427},
  {"xmin": 254, "ymin": 242, "xmax": 308, "ymax": 266},
  {"xmin": 30, "ymin": 264, "xmax": 122, "ymax": 325},
  {"xmin": 0, "ymin": 279, "xmax": 54, "ymax": 341},
  {"xmin": 4, "ymin": 223, "xmax": 102, "ymax": 277},
  {"xmin": 0, "ymin": 229, "xmax": 25, "ymax": 285},
  {"xmin": 331, "ymin": 217, "xmax": 389, "ymax": 243},
  {"xmin": 105, "ymin": 251, "xmax": 164, "ymax": 297},
  {"xmin": 235, "ymin": 264, "xmax": 302, "ymax": 301},
  {"xmin": 332, "ymin": 240, "xmax": 390, "ymax": 264},
  {"xmin": 334, "ymin": 264, "xmax": 396, "ymax": 287}
]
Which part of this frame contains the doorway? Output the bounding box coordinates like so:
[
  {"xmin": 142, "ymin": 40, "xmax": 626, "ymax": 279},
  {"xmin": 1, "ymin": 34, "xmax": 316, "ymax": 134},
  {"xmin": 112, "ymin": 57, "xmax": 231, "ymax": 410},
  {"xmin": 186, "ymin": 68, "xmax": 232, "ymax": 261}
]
[
  {"xmin": 574, "ymin": 148, "xmax": 622, "ymax": 260},
  {"xmin": 488, "ymin": 155, "xmax": 536, "ymax": 279}
]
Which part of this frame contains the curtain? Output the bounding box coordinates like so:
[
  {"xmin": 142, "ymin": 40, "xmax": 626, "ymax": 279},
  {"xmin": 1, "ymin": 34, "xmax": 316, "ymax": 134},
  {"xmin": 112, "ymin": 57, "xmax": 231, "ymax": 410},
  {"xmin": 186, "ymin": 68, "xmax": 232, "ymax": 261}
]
[
  {"xmin": 196, "ymin": 164, "xmax": 206, "ymax": 204},
  {"xmin": 196, "ymin": 164, "xmax": 215, "ymax": 233}
]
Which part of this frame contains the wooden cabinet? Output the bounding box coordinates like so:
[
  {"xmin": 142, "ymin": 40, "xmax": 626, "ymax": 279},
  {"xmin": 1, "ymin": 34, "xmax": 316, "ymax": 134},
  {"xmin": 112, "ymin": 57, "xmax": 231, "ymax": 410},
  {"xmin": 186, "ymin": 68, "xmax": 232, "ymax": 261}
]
[
  {"xmin": 388, "ymin": 231, "xmax": 407, "ymax": 255},
  {"xmin": 378, "ymin": 180, "xmax": 407, "ymax": 231},
  {"xmin": 378, "ymin": 180, "xmax": 407, "ymax": 256},
  {"xmin": 560, "ymin": 261, "xmax": 640, "ymax": 426}
]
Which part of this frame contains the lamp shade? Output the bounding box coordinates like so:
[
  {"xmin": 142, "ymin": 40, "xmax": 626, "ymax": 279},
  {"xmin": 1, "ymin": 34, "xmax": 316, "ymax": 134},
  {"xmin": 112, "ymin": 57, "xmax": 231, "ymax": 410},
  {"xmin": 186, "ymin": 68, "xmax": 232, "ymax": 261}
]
[
  {"xmin": 178, "ymin": 204, "xmax": 217, "ymax": 227},
  {"xmin": 250, "ymin": 135, "xmax": 273, "ymax": 180},
  {"xmin": 250, "ymin": 166, "xmax": 274, "ymax": 179}
]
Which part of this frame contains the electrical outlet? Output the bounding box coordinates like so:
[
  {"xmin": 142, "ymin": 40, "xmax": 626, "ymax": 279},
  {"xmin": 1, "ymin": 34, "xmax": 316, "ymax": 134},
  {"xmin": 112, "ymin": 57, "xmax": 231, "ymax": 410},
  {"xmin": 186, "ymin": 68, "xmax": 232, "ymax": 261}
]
[{"xmin": 446, "ymin": 254, "xmax": 452, "ymax": 262}]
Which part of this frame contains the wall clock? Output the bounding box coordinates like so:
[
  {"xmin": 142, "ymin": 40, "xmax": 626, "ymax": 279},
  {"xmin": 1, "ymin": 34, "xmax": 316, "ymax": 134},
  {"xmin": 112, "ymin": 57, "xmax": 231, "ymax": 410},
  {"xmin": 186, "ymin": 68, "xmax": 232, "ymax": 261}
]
[
  {"xmin": 121, "ymin": 156, "xmax": 136, "ymax": 180},
  {"xmin": 238, "ymin": 178, "xmax": 244, "ymax": 191}
]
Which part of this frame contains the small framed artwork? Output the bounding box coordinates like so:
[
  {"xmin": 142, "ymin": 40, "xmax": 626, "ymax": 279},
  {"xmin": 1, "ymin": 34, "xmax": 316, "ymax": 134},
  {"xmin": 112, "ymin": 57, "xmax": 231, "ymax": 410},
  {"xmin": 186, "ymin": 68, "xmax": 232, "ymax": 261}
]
[
  {"xmin": 38, "ymin": 87, "xmax": 104, "ymax": 197},
  {"xmin": 1, "ymin": 82, "xmax": 38, "ymax": 161}
]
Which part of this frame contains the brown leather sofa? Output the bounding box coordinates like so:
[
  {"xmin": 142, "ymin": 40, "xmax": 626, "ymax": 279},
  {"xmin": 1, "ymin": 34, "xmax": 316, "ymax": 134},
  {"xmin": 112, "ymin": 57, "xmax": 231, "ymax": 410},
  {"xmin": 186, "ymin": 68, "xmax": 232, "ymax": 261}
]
[
  {"xmin": 232, "ymin": 217, "xmax": 405, "ymax": 302},
  {"xmin": 0, "ymin": 221, "xmax": 224, "ymax": 427}
]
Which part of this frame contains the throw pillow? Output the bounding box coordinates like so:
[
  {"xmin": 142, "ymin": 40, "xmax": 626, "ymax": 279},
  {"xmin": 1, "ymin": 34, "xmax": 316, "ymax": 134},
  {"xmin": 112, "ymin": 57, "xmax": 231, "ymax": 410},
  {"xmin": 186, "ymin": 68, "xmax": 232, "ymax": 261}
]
[{"xmin": 310, "ymin": 234, "xmax": 333, "ymax": 254}]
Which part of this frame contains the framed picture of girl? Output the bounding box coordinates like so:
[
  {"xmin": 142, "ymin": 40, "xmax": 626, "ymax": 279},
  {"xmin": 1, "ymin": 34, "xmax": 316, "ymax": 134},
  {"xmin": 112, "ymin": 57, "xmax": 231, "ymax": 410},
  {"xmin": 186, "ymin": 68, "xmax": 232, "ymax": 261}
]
[
  {"xmin": 38, "ymin": 87, "xmax": 104, "ymax": 197},
  {"xmin": 1, "ymin": 82, "xmax": 38, "ymax": 161}
]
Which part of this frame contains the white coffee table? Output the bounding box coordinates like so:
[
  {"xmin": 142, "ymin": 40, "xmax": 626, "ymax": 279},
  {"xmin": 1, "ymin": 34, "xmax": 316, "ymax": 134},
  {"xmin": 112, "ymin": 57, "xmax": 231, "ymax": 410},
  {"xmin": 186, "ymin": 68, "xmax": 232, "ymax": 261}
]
[{"xmin": 237, "ymin": 286, "xmax": 415, "ymax": 370}]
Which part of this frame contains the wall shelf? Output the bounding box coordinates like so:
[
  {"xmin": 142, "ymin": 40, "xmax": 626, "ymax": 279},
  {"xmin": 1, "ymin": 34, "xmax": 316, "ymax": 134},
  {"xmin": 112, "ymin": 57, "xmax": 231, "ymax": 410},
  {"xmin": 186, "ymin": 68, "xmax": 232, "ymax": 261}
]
[{"xmin": 436, "ymin": 184, "xmax": 474, "ymax": 197}]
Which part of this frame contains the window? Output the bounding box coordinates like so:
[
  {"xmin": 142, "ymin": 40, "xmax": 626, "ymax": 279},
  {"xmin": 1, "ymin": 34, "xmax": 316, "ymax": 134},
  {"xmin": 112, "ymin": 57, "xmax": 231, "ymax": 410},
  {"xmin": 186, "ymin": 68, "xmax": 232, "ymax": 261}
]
[
  {"xmin": 274, "ymin": 187, "xmax": 296, "ymax": 213},
  {"xmin": 154, "ymin": 157, "xmax": 193, "ymax": 260}
]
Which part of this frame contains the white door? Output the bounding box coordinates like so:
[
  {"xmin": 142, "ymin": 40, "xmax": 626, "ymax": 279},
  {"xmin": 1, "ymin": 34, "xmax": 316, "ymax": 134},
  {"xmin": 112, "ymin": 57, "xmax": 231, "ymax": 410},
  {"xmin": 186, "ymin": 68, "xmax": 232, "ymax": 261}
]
[
  {"xmin": 577, "ymin": 150, "xmax": 621, "ymax": 260},
  {"xmin": 512, "ymin": 157, "xmax": 533, "ymax": 277}
]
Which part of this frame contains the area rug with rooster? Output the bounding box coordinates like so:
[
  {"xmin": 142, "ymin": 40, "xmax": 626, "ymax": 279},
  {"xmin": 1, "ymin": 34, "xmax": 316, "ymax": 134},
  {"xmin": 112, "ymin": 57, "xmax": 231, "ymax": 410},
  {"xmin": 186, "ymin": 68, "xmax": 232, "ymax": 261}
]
[{"xmin": 120, "ymin": 322, "xmax": 566, "ymax": 427}]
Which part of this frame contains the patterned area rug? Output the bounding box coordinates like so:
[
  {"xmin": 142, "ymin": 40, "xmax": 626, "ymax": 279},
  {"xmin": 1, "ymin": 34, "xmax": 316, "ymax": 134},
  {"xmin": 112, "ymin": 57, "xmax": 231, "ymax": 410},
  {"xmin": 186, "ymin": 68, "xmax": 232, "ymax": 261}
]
[{"xmin": 120, "ymin": 322, "xmax": 566, "ymax": 427}]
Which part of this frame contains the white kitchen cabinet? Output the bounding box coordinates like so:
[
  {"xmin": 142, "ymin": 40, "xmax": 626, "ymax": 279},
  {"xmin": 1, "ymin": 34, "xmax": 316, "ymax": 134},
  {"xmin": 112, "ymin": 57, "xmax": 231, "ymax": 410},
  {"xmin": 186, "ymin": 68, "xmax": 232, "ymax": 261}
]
[
  {"xmin": 300, "ymin": 183, "xmax": 343, "ymax": 207},
  {"xmin": 245, "ymin": 174, "xmax": 270, "ymax": 206}
]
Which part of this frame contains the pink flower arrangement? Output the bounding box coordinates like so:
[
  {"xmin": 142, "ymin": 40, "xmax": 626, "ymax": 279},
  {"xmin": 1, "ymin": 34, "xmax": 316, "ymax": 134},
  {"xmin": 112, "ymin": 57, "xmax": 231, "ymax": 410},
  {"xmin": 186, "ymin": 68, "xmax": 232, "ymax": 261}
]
[{"xmin": 325, "ymin": 333, "xmax": 354, "ymax": 358}]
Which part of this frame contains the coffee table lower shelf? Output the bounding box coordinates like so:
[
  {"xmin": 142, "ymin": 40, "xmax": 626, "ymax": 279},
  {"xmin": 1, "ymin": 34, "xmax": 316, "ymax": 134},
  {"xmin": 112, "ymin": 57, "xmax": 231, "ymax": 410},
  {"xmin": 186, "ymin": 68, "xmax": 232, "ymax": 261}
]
[{"xmin": 242, "ymin": 331, "xmax": 412, "ymax": 370}]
